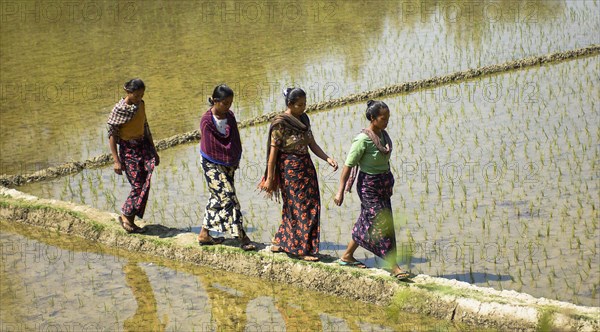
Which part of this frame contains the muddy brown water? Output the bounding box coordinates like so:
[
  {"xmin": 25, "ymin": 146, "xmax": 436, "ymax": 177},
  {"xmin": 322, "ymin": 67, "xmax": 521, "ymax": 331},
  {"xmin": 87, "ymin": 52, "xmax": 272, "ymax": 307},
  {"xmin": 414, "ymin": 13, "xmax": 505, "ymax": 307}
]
[
  {"xmin": 1, "ymin": 0, "xmax": 599, "ymax": 174},
  {"xmin": 0, "ymin": 221, "xmax": 477, "ymax": 331}
]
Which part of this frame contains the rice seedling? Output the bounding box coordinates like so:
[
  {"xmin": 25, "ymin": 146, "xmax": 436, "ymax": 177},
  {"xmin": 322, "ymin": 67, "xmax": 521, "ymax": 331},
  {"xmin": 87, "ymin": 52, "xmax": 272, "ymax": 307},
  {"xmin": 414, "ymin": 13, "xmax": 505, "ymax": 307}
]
[{"xmin": 8, "ymin": 4, "xmax": 599, "ymax": 309}]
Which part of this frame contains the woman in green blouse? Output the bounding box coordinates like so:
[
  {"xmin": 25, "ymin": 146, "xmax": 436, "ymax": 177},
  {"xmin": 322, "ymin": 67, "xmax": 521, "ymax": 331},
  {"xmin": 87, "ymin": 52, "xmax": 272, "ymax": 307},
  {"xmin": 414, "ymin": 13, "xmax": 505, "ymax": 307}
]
[{"xmin": 334, "ymin": 100, "xmax": 410, "ymax": 280}]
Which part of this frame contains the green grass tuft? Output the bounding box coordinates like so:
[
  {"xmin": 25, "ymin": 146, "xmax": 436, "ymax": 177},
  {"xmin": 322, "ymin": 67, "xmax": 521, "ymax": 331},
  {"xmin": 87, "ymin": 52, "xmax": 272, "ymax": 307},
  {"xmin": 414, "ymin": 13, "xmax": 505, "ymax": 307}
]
[{"xmin": 537, "ymin": 307, "xmax": 556, "ymax": 332}]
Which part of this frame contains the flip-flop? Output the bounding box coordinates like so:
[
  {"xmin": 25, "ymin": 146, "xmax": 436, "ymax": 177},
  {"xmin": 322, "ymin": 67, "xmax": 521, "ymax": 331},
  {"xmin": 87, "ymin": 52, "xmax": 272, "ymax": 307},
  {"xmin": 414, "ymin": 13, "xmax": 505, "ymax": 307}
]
[
  {"xmin": 237, "ymin": 233, "xmax": 257, "ymax": 251},
  {"xmin": 270, "ymin": 245, "xmax": 283, "ymax": 253},
  {"xmin": 240, "ymin": 242, "xmax": 257, "ymax": 251},
  {"xmin": 198, "ymin": 236, "xmax": 225, "ymax": 246},
  {"xmin": 118, "ymin": 216, "xmax": 135, "ymax": 234},
  {"xmin": 131, "ymin": 225, "xmax": 146, "ymax": 234},
  {"xmin": 392, "ymin": 270, "xmax": 411, "ymax": 280},
  {"xmin": 337, "ymin": 259, "xmax": 367, "ymax": 269}
]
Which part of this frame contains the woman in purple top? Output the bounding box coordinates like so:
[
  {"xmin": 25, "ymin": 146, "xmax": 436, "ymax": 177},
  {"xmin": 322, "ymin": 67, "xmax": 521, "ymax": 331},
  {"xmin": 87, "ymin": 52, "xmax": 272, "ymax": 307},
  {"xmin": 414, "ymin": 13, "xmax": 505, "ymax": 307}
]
[{"xmin": 198, "ymin": 84, "xmax": 255, "ymax": 251}]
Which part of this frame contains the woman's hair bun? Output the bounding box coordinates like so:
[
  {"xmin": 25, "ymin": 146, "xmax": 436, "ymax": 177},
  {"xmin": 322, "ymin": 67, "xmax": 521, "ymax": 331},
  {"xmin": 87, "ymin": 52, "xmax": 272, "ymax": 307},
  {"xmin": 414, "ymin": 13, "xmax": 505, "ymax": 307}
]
[
  {"xmin": 282, "ymin": 87, "xmax": 293, "ymax": 97},
  {"xmin": 365, "ymin": 100, "xmax": 389, "ymax": 121},
  {"xmin": 283, "ymin": 87, "xmax": 306, "ymax": 106},
  {"xmin": 123, "ymin": 78, "xmax": 145, "ymax": 93},
  {"xmin": 210, "ymin": 84, "xmax": 234, "ymax": 106}
]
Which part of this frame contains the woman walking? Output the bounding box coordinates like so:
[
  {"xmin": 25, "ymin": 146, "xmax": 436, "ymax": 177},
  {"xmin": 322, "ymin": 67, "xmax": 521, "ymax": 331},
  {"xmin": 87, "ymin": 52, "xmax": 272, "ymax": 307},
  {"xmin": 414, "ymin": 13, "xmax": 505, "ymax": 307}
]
[
  {"xmin": 107, "ymin": 78, "xmax": 159, "ymax": 233},
  {"xmin": 259, "ymin": 88, "xmax": 338, "ymax": 261},
  {"xmin": 198, "ymin": 84, "xmax": 255, "ymax": 251},
  {"xmin": 334, "ymin": 100, "xmax": 410, "ymax": 279}
]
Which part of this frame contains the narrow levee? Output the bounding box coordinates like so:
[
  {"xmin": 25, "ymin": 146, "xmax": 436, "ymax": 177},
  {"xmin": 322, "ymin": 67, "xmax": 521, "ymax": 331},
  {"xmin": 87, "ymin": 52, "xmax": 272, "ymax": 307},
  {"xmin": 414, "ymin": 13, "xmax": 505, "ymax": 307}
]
[{"xmin": 1, "ymin": 187, "xmax": 598, "ymax": 331}]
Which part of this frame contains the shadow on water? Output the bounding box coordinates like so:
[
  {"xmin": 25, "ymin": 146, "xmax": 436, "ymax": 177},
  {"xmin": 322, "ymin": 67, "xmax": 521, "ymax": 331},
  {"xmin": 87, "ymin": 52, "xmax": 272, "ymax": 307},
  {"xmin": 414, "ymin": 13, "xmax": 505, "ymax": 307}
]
[
  {"xmin": 400, "ymin": 256, "xmax": 430, "ymax": 268},
  {"xmin": 439, "ymin": 273, "xmax": 513, "ymax": 284},
  {"xmin": 319, "ymin": 241, "xmax": 348, "ymax": 252},
  {"xmin": 360, "ymin": 256, "xmax": 429, "ymax": 271}
]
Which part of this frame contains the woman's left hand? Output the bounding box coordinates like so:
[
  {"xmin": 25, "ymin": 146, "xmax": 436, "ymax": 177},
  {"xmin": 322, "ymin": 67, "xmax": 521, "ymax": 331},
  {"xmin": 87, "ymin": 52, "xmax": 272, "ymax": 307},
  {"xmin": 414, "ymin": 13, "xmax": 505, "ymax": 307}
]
[{"xmin": 326, "ymin": 157, "xmax": 338, "ymax": 171}]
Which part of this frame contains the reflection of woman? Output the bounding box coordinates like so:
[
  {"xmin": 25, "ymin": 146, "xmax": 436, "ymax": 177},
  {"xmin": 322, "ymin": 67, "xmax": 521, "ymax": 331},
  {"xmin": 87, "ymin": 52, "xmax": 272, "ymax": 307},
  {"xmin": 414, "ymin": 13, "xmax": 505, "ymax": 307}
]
[
  {"xmin": 259, "ymin": 88, "xmax": 338, "ymax": 261},
  {"xmin": 204, "ymin": 285, "xmax": 248, "ymax": 330},
  {"xmin": 334, "ymin": 100, "xmax": 410, "ymax": 279},
  {"xmin": 122, "ymin": 261, "xmax": 168, "ymax": 331},
  {"xmin": 275, "ymin": 301, "xmax": 321, "ymax": 331},
  {"xmin": 196, "ymin": 264, "xmax": 315, "ymax": 331},
  {"xmin": 194, "ymin": 261, "xmax": 391, "ymax": 331}
]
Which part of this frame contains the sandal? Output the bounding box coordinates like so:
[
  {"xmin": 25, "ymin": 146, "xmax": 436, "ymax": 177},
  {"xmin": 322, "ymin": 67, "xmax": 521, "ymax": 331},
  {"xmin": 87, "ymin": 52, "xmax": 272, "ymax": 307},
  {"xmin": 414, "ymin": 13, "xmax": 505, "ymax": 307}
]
[
  {"xmin": 237, "ymin": 230, "xmax": 256, "ymax": 251},
  {"xmin": 118, "ymin": 216, "xmax": 136, "ymax": 234},
  {"xmin": 239, "ymin": 233, "xmax": 256, "ymax": 251},
  {"xmin": 131, "ymin": 225, "xmax": 145, "ymax": 234},
  {"xmin": 270, "ymin": 245, "xmax": 283, "ymax": 253},
  {"xmin": 392, "ymin": 270, "xmax": 411, "ymax": 280},
  {"xmin": 240, "ymin": 242, "xmax": 257, "ymax": 251},
  {"xmin": 198, "ymin": 236, "xmax": 225, "ymax": 246},
  {"xmin": 337, "ymin": 259, "xmax": 367, "ymax": 269}
]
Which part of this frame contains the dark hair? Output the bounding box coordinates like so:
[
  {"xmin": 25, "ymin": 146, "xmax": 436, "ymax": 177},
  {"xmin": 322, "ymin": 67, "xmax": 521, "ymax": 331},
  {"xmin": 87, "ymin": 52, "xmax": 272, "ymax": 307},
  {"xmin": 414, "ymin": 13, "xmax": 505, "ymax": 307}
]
[
  {"xmin": 208, "ymin": 84, "xmax": 234, "ymax": 105},
  {"xmin": 283, "ymin": 87, "xmax": 306, "ymax": 106},
  {"xmin": 365, "ymin": 100, "xmax": 389, "ymax": 121},
  {"xmin": 123, "ymin": 78, "xmax": 145, "ymax": 93}
]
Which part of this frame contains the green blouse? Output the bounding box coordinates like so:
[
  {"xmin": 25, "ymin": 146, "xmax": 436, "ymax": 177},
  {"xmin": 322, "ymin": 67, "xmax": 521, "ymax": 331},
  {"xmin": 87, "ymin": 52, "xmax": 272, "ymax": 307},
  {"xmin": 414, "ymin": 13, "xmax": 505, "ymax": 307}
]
[{"xmin": 344, "ymin": 132, "xmax": 391, "ymax": 174}]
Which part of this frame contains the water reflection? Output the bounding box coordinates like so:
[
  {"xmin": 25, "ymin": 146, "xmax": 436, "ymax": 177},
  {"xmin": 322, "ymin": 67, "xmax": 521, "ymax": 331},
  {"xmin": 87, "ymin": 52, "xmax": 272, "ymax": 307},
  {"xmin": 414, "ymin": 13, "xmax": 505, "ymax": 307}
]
[
  {"xmin": 0, "ymin": 221, "xmax": 464, "ymax": 331},
  {"xmin": 122, "ymin": 260, "xmax": 168, "ymax": 332},
  {"xmin": 1, "ymin": 0, "xmax": 596, "ymax": 174}
]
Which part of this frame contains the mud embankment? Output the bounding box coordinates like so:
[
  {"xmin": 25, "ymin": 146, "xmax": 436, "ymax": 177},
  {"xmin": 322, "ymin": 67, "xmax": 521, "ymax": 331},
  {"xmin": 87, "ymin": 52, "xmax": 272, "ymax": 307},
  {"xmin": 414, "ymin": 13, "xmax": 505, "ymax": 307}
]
[
  {"xmin": 1, "ymin": 187, "xmax": 598, "ymax": 331},
  {"xmin": 1, "ymin": 44, "xmax": 598, "ymax": 187}
]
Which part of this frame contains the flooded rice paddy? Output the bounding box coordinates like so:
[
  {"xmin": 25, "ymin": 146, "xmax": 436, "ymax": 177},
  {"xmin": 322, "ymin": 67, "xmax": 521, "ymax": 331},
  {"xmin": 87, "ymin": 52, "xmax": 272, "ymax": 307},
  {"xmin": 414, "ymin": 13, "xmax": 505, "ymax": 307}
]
[
  {"xmin": 1, "ymin": 0, "xmax": 599, "ymax": 328},
  {"xmin": 0, "ymin": 221, "xmax": 468, "ymax": 331},
  {"xmin": 1, "ymin": 0, "xmax": 599, "ymax": 174},
  {"xmin": 19, "ymin": 54, "xmax": 600, "ymax": 307}
]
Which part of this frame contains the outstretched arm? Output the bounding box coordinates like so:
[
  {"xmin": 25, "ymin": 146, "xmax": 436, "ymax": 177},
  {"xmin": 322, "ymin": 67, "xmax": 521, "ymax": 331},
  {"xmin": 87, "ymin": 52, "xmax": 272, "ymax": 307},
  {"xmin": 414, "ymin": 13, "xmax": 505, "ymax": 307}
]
[{"xmin": 308, "ymin": 138, "xmax": 338, "ymax": 171}]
